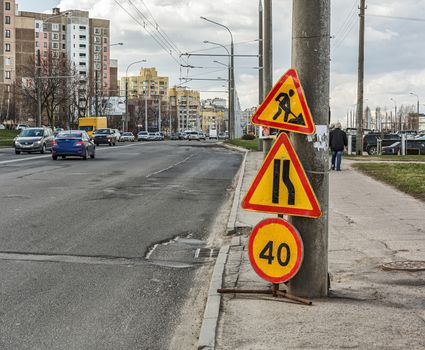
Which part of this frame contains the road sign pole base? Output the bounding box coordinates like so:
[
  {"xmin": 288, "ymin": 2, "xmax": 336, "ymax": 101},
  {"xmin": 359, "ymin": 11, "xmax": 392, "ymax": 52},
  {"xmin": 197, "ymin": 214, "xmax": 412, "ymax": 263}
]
[{"xmin": 217, "ymin": 283, "xmax": 312, "ymax": 306}]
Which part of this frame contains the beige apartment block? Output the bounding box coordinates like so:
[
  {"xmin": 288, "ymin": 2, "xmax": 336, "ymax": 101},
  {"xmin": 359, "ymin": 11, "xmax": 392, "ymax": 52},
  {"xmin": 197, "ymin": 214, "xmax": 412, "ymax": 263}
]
[
  {"xmin": 121, "ymin": 67, "xmax": 168, "ymax": 99},
  {"xmin": 0, "ymin": 0, "xmax": 16, "ymax": 102},
  {"xmin": 168, "ymin": 86, "xmax": 200, "ymax": 131}
]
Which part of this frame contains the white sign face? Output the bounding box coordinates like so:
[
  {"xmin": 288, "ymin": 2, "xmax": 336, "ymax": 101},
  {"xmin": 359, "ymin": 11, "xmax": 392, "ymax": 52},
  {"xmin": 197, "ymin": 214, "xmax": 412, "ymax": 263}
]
[{"xmin": 102, "ymin": 96, "xmax": 126, "ymax": 116}]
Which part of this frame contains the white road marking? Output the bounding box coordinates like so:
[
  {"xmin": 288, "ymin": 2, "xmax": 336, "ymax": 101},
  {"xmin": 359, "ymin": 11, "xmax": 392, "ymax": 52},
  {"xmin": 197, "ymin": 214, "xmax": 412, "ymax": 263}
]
[
  {"xmin": 145, "ymin": 154, "xmax": 195, "ymax": 178},
  {"xmin": 0, "ymin": 143, "xmax": 146, "ymax": 165}
]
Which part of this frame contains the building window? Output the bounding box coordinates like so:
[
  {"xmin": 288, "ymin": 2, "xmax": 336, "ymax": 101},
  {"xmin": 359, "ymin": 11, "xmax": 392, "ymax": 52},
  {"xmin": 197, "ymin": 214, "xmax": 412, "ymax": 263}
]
[
  {"xmin": 79, "ymin": 25, "xmax": 86, "ymax": 30},
  {"xmin": 62, "ymin": 25, "xmax": 66, "ymax": 31},
  {"xmin": 43, "ymin": 42, "xmax": 47, "ymax": 48},
  {"xmin": 79, "ymin": 62, "xmax": 86, "ymax": 66},
  {"xmin": 62, "ymin": 43, "xmax": 66, "ymax": 49},
  {"xmin": 5, "ymin": 57, "xmax": 11, "ymax": 65},
  {"xmin": 94, "ymin": 54, "xmax": 101, "ymax": 61},
  {"xmin": 52, "ymin": 23, "xmax": 59, "ymax": 31},
  {"xmin": 79, "ymin": 53, "xmax": 86, "ymax": 57},
  {"xmin": 5, "ymin": 71, "xmax": 11, "ymax": 79},
  {"xmin": 5, "ymin": 16, "xmax": 11, "ymax": 24},
  {"xmin": 95, "ymin": 45, "xmax": 101, "ymax": 52},
  {"xmin": 94, "ymin": 36, "xmax": 100, "ymax": 43},
  {"xmin": 35, "ymin": 32, "xmax": 39, "ymax": 38},
  {"xmin": 52, "ymin": 33, "xmax": 59, "ymax": 40},
  {"xmin": 36, "ymin": 22, "xmax": 40, "ymax": 29},
  {"xmin": 44, "ymin": 33, "xmax": 47, "ymax": 39},
  {"xmin": 5, "ymin": 43, "xmax": 11, "ymax": 51},
  {"xmin": 103, "ymin": 37, "xmax": 108, "ymax": 44},
  {"xmin": 5, "ymin": 29, "xmax": 10, "ymax": 38},
  {"xmin": 94, "ymin": 28, "xmax": 101, "ymax": 35},
  {"xmin": 62, "ymin": 34, "xmax": 66, "ymax": 40},
  {"xmin": 44, "ymin": 51, "xmax": 48, "ymax": 57},
  {"xmin": 79, "ymin": 35, "xmax": 86, "ymax": 40},
  {"xmin": 103, "ymin": 46, "xmax": 107, "ymax": 52},
  {"xmin": 52, "ymin": 42, "xmax": 59, "ymax": 49},
  {"xmin": 5, "ymin": 2, "xmax": 11, "ymax": 11},
  {"xmin": 79, "ymin": 44, "xmax": 86, "ymax": 49}
]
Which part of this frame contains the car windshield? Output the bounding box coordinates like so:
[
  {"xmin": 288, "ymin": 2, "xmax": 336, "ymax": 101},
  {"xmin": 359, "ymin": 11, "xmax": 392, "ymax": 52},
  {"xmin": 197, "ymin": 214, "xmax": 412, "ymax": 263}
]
[
  {"xmin": 123, "ymin": 132, "xmax": 132, "ymax": 136},
  {"xmin": 57, "ymin": 132, "xmax": 83, "ymax": 138},
  {"xmin": 19, "ymin": 129, "xmax": 44, "ymax": 137},
  {"xmin": 138, "ymin": 132, "xmax": 147, "ymax": 135},
  {"xmin": 79, "ymin": 126, "xmax": 93, "ymax": 131},
  {"xmin": 95, "ymin": 129, "xmax": 110, "ymax": 134}
]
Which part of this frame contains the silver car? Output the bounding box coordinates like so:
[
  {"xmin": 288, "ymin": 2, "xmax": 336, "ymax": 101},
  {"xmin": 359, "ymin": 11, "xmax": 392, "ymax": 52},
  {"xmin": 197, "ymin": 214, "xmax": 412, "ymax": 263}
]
[
  {"xmin": 120, "ymin": 132, "xmax": 135, "ymax": 142},
  {"xmin": 14, "ymin": 127, "xmax": 54, "ymax": 154}
]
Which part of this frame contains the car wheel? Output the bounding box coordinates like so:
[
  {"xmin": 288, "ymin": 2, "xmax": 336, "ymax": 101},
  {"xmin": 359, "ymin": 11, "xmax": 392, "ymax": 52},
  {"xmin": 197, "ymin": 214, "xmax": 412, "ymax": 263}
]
[
  {"xmin": 90, "ymin": 151, "xmax": 95, "ymax": 159},
  {"xmin": 113, "ymin": 142, "xmax": 116, "ymax": 146},
  {"xmin": 61, "ymin": 156, "xmax": 66, "ymax": 159},
  {"xmin": 52, "ymin": 155, "xmax": 58, "ymax": 160},
  {"xmin": 15, "ymin": 150, "xmax": 21, "ymax": 155},
  {"xmin": 40, "ymin": 144, "xmax": 46, "ymax": 154},
  {"xmin": 108, "ymin": 142, "xmax": 112, "ymax": 146},
  {"xmin": 367, "ymin": 146, "xmax": 377, "ymax": 156},
  {"xmin": 95, "ymin": 143, "xmax": 99, "ymax": 146}
]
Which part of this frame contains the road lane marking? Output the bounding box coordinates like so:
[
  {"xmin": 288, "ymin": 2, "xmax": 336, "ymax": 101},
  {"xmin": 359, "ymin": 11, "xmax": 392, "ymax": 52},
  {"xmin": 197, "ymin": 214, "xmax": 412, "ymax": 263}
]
[
  {"xmin": 0, "ymin": 143, "xmax": 146, "ymax": 165},
  {"xmin": 145, "ymin": 154, "xmax": 195, "ymax": 178}
]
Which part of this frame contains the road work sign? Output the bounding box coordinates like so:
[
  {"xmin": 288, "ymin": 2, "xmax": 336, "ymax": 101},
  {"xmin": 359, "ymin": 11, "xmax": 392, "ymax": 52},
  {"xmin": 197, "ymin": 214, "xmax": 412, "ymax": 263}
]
[
  {"xmin": 251, "ymin": 68, "xmax": 315, "ymax": 135},
  {"xmin": 242, "ymin": 133, "xmax": 321, "ymax": 218},
  {"xmin": 249, "ymin": 218, "xmax": 303, "ymax": 283}
]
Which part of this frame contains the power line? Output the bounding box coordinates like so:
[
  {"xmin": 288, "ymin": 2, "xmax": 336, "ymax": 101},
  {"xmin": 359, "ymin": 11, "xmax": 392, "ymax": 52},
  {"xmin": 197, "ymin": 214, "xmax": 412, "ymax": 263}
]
[{"xmin": 367, "ymin": 14, "xmax": 425, "ymax": 22}]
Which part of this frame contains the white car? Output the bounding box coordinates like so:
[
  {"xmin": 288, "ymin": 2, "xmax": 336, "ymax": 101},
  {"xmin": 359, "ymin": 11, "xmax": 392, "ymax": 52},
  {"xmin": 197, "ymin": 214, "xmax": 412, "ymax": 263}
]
[
  {"xmin": 112, "ymin": 129, "xmax": 121, "ymax": 142},
  {"xmin": 120, "ymin": 132, "xmax": 135, "ymax": 142},
  {"xmin": 186, "ymin": 131, "xmax": 200, "ymax": 141}
]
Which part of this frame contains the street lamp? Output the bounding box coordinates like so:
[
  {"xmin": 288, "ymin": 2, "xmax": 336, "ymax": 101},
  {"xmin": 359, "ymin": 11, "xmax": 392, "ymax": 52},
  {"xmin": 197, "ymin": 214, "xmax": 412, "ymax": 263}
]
[
  {"xmin": 201, "ymin": 16, "xmax": 235, "ymax": 139},
  {"xmin": 390, "ymin": 98, "xmax": 398, "ymax": 131},
  {"xmin": 409, "ymin": 92, "xmax": 419, "ymax": 115},
  {"xmin": 109, "ymin": 42, "xmax": 124, "ymax": 47},
  {"xmin": 125, "ymin": 60, "xmax": 146, "ymax": 132},
  {"xmin": 204, "ymin": 40, "xmax": 231, "ymax": 136}
]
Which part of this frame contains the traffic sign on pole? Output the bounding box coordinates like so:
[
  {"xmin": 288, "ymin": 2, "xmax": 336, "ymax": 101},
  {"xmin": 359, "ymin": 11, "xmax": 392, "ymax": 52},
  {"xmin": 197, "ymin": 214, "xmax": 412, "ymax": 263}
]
[
  {"xmin": 251, "ymin": 69, "xmax": 315, "ymax": 134},
  {"xmin": 248, "ymin": 218, "xmax": 303, "ymax": 283},
  {"xmin": 242, "ymin": 133, "xmax": 321, "ymax": 218}
]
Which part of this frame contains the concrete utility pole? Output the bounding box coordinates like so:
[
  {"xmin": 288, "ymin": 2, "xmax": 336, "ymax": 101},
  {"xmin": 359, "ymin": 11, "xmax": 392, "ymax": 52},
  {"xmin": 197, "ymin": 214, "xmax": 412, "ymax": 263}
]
[
  {"xmin": 288, "ymin": 0, "xmax": 330, "ymax": 297},
  {"xmin": 145, "ymin": 90, "xmax": 148, "ymax": 131},
  {"xmin": 258, "ymin": 0, "xmax": 264, "ymax": 151},
  {"xmin": 262, "ymin": 0, "xmax": 273, "ymax": 155},
  {"xmin": 158, "ymin": 96, "xmax": 161, "ymax": 133},
  {"xmin": 95, "ymin": 70, "xmax": 99, "ymax": 117},
  {"xmin": 355, "ymin": 0, "xmax": 366, "ymax": 155}
]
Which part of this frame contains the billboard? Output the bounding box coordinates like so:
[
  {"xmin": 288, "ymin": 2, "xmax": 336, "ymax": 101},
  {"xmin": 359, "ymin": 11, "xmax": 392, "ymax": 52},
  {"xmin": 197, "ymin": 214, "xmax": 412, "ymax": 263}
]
[{"xmin": 102, "ymin": 96, "xmax": 126, "ymax": 116}]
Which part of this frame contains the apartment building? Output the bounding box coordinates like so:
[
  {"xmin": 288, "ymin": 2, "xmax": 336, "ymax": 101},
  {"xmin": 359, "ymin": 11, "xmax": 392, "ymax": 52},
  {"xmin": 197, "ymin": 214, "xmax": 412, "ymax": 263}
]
[
  {"xmin": 200, "ymin": 98, "xmax": 226, "ymax": 134},
  {"xmin": 0, "ymin": 4, "xmax": 113, "ymax": 120},
  {"xmin": 0, "ymin": 0, "xmax": 16, "ymax": 102},
  {"xmin": 168, "ymin": 86, "xmax": 200, "ymax": 131},
  {"xmin": 121, "ymin": 67, "xmax": 168, "ymax": 99}
]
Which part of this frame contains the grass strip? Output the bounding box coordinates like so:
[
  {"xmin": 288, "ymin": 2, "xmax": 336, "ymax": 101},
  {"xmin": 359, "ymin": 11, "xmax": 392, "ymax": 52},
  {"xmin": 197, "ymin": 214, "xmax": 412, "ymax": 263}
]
[
  {"xmin": 225, "ymin": 138, "xmax": 259, "ymax": 151},
  {"xmin": 352, "ymin": 162, "xmax": 425, "ymax": 202},
  {"xmin": 346, "ymin": 155, "xmax": 424, "ymax": 162}
]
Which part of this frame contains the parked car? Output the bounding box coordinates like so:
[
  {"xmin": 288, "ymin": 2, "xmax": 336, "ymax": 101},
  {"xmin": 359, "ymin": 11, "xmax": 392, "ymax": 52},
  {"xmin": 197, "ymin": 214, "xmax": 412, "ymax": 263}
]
[
  {"xmin": 153, "ymin": 132, "xmax": 164, "ymax": 141},
  {"xmin": 178, "ymin": 132, "xmax": 187, "ymax": 140},
  {"xmin": 52, "ymin": 130, "xmax": 95, "ymax": 160},
  {"xmin": 112, "ymin": 129, "xmax": 121, "ymax": 142},
  {"xmin": 15, "ymin": 124, "xmax": 29, "ymax": 130},
  {"xmin": 137, "ymin": 131, "xmax": 149, "ymax": 141},
  {"xmin": 14, "ymin": 127, "xmax": 54, "ymax": 154},
  {"xmin": 147, "ymin": 132, "xmax": 157, "ymax": 141},
  {"xmin": 186, "ymin": 131, "xmax": 200, "ymax": 141},
  {"xmin": 198, "ymin": 132, "xmax": 206, "ymax": 140},
  {"xmin": 382, "ymin": 139, "xmax": 425, "ymax": 155},
  {"xmin": 93, "ymin": 128, "xmax": 117, "ymax": 146},
  {"xmin": 169, "ymin": 133, "xmax": 180, "ymax": 140},
  {"xmin": 218, "ymin": 132, "xmax": 228, "ymax": 140},
  {"xmin": 120, "ymin": 132, "xmax": 135, "ymax": 142},
  {"xmin": 351, "ymin": 133, "xmax": 400, "ymax": 155}
]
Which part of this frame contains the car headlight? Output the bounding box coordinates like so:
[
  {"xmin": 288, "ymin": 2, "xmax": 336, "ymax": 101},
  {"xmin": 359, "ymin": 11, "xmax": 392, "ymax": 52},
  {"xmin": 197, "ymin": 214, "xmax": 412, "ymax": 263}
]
[{"xmin": 33, "ymin": 141, "xmax": 41, "ymax": 146}]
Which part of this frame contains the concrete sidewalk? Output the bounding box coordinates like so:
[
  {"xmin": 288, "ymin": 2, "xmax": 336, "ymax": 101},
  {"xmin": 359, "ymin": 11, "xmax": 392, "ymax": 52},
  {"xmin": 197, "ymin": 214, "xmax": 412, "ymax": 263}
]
[{"xmin": 201, "ymin": 151, "xmax": 425, "ymax": 349}]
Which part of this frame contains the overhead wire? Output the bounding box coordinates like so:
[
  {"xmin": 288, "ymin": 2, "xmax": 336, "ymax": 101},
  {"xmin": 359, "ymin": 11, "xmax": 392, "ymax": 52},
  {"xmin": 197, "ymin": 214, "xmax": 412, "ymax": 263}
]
[{"xmin": 331, "ymin": 0, "xmax": 358, "ymax": 52}]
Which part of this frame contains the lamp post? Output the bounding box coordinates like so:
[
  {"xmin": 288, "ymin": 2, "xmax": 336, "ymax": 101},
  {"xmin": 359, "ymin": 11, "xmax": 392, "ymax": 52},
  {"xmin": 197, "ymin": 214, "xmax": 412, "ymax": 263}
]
[
  {"xmin": 109, "ymin": 42, "xmax": 124, "ymax": 47},
  {"xmin": 204, "ymin": 40, "xmax": 231, "ymax": 135},
  {"xmin": 201, "ymin": 16, "xmax": 234, "ymax": 139},
  {"xmin": 125, "ymin": 59, "xmax": 146, "ymax": 132},
  {"xmin": 390, "ymin": 98, "xmax": 398, "ymax": 131}
]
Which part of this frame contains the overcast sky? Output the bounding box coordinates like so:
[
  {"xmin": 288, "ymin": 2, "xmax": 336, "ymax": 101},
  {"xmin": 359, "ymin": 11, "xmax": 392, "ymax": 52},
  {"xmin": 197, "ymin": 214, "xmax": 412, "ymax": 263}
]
[{"xmin": 17, "ymin": 0, "xmax": 425, "ymax": 126}]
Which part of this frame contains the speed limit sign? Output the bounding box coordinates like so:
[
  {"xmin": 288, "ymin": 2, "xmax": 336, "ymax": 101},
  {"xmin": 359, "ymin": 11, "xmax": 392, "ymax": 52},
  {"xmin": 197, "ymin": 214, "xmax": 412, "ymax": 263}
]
[{"xmin": 248, "ymin": 218, "xmax": 303, "ymax": 283}]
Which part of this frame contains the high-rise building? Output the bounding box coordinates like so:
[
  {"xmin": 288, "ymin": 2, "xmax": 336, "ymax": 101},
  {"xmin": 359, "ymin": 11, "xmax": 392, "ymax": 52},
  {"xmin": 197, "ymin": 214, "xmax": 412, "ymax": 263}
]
[
  {"xmin": 200, "ymin": 98, "xmax": 226, "ymax": 134},
  {"xmin": 0, "ymin": 5, "xmax": 114, "ymax": 121},
  {"xmin": 168, "ymin": 86, "xmax": 200, "ymax": 131},
  {"xmin": 0, "ymin": 0, "xmax": 17, "ymax": 108}
]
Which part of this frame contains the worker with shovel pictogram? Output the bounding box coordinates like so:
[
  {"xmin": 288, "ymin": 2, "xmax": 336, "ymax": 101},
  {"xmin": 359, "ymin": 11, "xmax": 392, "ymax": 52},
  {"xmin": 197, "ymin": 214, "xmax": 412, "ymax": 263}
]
[{"xmin": 272, "ymin": 89, "xmax": 306, "ymax": 126}]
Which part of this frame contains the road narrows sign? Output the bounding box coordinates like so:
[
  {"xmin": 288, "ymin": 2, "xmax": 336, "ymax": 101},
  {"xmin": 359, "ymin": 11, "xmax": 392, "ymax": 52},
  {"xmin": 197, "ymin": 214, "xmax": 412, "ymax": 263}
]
[
  {"xmin": 251, "ymin": 69, "xmax": 315, "ymax": 135},
  {"xmin": 249, "ymin": 218, "xmax": 303, "ymax": 283},
  {"xmin": 242, "ymin": 133, "xmax": 321, "ymax": 218}
]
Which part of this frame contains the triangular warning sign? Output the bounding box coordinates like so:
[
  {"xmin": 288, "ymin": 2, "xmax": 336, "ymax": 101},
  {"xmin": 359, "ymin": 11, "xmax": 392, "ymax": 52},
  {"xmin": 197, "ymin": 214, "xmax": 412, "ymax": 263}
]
[
  {"xmin": 251, "ymin": 69, "xmax": 315, "ymax": 135},
  {"xmin": 242, "ymin": 133, "xmax": 321, "ymax": 218}
]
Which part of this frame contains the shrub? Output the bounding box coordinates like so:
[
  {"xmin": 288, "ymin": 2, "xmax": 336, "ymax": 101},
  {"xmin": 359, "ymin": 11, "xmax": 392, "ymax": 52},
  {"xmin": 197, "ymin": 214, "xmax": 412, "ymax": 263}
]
[{"xmin": 242, "ymin": 133, "xmax": 256, "ymax": 140}]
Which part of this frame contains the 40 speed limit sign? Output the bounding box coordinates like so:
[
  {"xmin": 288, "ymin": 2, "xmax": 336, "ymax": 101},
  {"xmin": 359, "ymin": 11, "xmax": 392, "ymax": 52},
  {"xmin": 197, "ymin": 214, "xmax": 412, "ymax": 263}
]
[{"xmin": 248, "ymin": 218, "xmax": 303, "ymax": 283}]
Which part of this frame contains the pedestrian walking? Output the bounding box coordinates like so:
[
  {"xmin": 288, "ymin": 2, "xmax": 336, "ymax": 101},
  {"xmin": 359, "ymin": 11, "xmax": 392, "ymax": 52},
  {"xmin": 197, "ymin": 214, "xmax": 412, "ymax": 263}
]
[{"xmin": 329, "ymin": 122, "xmax": 347, "ymax": 171}]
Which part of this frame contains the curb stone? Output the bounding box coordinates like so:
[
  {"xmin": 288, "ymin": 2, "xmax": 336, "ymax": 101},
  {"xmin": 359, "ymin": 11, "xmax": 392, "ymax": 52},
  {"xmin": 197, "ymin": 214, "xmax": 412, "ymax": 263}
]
[{"xmin": 197, "ymin": 245, "xmax": 230, "ymax": 350}]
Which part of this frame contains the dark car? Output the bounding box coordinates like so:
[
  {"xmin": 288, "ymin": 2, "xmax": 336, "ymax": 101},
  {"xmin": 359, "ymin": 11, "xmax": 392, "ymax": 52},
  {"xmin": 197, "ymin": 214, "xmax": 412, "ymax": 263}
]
[
  {"xmin": 382, "ymin": 139, "xmax": 425, "ymax": 155},
  {"xmin": 351, "ymin": 133, "xmax": 400, "ymax": 155},
  {"xmin": 52, "ymin": 130, "xmax": 95, "ymax": 160},
  {"xmin": 93, "ymin": 128, "xmax": 117, "ymax": 146},
  {"xmin": 14, "ymin": 127, "xmax": 54, "ymax": 154}
]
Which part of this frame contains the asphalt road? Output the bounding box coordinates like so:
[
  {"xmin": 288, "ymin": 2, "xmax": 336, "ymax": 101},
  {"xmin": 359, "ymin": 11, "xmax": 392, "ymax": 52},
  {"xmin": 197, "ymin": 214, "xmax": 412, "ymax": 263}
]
[{"xmin": 0, "ymin": 141, "xmax": 242, "ymax": 350}]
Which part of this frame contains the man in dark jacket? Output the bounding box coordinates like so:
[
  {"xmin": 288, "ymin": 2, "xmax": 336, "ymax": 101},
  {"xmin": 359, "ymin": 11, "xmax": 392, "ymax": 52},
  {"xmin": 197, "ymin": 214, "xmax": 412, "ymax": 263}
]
[{"xmin": 329, "ymin": 122, "xmax": 347, "ymax": 171}]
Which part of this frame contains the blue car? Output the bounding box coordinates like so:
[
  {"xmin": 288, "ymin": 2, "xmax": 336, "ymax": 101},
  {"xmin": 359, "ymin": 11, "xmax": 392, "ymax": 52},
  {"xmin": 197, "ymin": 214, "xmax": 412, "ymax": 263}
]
[{"xmin": 52, "ymin": 130, "xmax": 95, "ymax": 160}]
